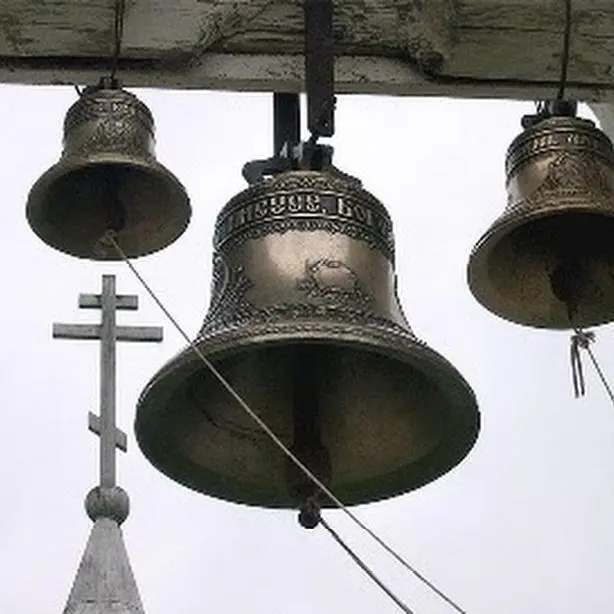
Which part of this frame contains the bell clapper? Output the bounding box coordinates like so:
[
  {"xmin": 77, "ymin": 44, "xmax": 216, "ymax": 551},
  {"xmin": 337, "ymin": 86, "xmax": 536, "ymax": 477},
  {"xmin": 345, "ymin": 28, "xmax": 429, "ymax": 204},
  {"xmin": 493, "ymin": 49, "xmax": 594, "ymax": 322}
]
[
  {"xmin": 95, "ymin": 169, "xmax": 127, "ymax": 253},
  {"xmin": 286, "ymin": 346, "xmax": 332, "ymax": 514},
  {"xmin": 548, "ymin": 257, "xmax": 592, "ymax": 324},
  {"xmin": 105, "ymin": 168, "xmax": 127, "ymax": 233},
  {"xmin": 298, "ymin": 496, "xmax": 322, "ymax": 530}
]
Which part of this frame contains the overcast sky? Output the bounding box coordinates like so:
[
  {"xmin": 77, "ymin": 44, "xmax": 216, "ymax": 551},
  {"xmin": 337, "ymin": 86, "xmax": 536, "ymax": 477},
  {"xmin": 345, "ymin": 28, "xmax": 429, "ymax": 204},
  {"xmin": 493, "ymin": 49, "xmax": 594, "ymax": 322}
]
[{"xmin": 1, "ymin": 86, "xmax": 614, "ymax": 614}]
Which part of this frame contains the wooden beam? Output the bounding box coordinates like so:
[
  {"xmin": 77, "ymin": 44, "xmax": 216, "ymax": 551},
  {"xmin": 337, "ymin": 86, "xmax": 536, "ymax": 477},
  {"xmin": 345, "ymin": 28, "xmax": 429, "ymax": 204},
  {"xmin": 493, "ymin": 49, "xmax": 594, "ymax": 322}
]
[
  {"xmin": 1, "ymin": 53, "xmax": 611, "ymax": 102},
  {"xmin": 1, "ymin": 0, "xmax": 614, "ymax": 100}
]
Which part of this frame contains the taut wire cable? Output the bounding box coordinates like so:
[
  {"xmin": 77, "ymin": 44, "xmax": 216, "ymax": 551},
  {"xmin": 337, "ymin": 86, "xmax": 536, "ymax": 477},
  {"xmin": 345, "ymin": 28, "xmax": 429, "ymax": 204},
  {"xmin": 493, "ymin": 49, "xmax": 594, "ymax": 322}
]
[
  {"xmin": 319, "ymin": 517, "xmax": 415, "ymax": 614},
  {"xmin": 104, "ymin": 231, "xmax": 468, "ymax": 614}
]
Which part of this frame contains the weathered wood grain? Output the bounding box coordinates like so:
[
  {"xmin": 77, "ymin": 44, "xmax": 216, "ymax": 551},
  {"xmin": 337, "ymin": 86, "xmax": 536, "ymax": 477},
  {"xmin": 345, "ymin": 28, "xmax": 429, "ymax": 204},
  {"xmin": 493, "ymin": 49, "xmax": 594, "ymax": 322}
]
[
  {"xmin": 1, "ymin": 0, "xmax": 614, "ymax": 100},
  {"xmin": 0, "ymin": 0, "xmax": 454, "ymax": 64}
]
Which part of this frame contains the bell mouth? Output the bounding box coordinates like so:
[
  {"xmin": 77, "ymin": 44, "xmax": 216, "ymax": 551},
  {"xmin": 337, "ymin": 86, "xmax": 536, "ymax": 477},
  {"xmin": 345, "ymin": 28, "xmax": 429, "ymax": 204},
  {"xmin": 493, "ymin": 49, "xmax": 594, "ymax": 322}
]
[
  {"xmin": 26, "ymin": 156, "xmax": 190, "ymax": 260},
  {"xmin": 136, "ymin": 320, "xmax": 479, "ymax": 509},
  {"xmin": 468, "ymin": 208, "xmax": 614, "ymax": 328}
]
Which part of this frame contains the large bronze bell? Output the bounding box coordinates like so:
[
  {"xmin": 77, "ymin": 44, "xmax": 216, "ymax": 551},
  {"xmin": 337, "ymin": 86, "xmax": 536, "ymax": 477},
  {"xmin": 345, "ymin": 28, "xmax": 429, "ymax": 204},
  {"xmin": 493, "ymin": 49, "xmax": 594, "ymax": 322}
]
[
  {"xmin": 136, "ymin": 167, "xmax": 479, "ymax": 508},
  {"xmin": 27, "ymin": 80, "xmax": 191, "ymax": 260},
  {"xmin": 468, "ymin": 111, "xmax": 614, "ymax": 328}
]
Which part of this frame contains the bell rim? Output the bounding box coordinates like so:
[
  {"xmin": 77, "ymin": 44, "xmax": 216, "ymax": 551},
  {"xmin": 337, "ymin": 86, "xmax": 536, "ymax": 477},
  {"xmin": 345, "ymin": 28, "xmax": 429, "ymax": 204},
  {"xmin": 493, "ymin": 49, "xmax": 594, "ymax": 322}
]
[
  {"xmin": 135, "ymin": 318, "xmax": 480, "ymax": 509},
  {"xmin": 468, "ymin": 202, "xmax": 614, "ymax": 328},
  {"xmin": 26, "ymin": 153, "xmax": 191, "ymax": 260}
]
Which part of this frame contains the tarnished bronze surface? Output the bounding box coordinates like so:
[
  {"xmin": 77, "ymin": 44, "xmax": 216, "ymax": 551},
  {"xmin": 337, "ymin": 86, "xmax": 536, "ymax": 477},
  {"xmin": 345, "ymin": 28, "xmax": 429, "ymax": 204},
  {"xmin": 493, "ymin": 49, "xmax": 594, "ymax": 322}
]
[
  {"xmin": 136, "ymin": 168, "xmax": 479, "ymax": 508},
  {"xmin": 27, "ymin": 83, "xmax": 191, "ymax": 260},
  {"xmin": 468, "ymin": 115, "xmax": 614, "ymax": 328}
]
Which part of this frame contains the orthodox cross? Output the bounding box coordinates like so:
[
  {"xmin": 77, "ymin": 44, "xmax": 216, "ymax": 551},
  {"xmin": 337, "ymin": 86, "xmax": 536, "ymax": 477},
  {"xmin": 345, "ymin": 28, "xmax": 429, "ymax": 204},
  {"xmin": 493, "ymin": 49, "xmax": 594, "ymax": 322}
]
[{"xmin": 53, "ymin": 274, "xmax": 163, "ymax": 488}]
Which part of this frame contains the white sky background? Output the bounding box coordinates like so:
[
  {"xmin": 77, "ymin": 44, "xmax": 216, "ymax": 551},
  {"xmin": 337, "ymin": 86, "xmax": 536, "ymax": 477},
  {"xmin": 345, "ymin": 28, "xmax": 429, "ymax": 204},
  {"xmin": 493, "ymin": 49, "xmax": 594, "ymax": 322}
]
[{"xmin": 1, "ymin": 87, "xmax": 614, "ymax": 613}]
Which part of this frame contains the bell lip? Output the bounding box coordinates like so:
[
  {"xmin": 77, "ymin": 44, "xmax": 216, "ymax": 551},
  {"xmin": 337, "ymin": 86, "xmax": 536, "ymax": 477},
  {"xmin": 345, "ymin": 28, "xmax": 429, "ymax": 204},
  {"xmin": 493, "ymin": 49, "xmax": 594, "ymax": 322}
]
[
  {"xmin": 135, "ymin": 319, "xmax": 480, "ymax": 509},
  {"xmin": 26, "ymin": 153, "xmax": 191, "ymax": 260},
  {"xmin": 467, "ymin": 203, "xmax": 614, "ymax": 328}
]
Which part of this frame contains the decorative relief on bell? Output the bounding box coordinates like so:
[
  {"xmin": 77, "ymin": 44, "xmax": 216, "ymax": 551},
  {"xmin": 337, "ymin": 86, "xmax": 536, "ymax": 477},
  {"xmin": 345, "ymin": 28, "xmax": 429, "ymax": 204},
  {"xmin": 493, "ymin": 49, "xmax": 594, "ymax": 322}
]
[
  {"xmin": 200, "ymin": 251, "xmax": 401, "ymax": 340},
  {"xmin": 204, "ymin": 253, "xmax": 254, "ymax": 331},
  {"xmin": 295, "ymin": 259, "xmax": 374, "ymax": 312},
  {"xmin": 507, "ymin": 152, "xmax": 614, "ymax": 212},
  {"xmin": 508, "ymin": 151, "xmax": 614, "ymax": 213},
  {"xmin": 62, "ymin": 87, "xmax": 156, "ymax": 159}
]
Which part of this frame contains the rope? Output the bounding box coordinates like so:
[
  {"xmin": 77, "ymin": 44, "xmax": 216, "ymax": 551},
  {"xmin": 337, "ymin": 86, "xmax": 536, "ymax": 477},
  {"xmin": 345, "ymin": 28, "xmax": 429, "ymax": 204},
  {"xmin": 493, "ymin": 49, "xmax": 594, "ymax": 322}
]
[
  {"xmin": 570, "ymin": 328, "xmax": 614, "ymax": 407},
  {"xmin": 570, "ymin": 329, "xmax": 592, "ymax": 397},
  {"xmin": 110, "ymin": 0, "xmax": 126, "ymax": 81},
  {"xmin": 557, "ymin": 0, "xmax": 572, "ymax": 100},
  {"xmin": 320, "ymin": 517, "xmax": 416, "ymax": 614},
  {"xmin": 104, "ymin": 231, "xmax": 468, "ymax": 614}
]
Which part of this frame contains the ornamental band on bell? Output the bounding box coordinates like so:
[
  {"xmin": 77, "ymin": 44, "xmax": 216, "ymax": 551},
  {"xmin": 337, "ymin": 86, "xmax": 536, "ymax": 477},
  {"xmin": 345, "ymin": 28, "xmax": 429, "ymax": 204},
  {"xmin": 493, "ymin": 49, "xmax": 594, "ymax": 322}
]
[
  {"xmin": 198, "ymin": 170, "xmax": 414, "ymax": 340},
  {"xmin": 213, "ymin": 172, "xmax": 395, "ymax": 260}
]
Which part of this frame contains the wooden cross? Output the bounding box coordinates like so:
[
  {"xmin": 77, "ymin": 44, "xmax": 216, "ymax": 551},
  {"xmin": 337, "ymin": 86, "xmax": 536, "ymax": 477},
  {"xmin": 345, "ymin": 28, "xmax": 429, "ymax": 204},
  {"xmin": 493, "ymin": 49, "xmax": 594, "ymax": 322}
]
[{"xmin": 53, "ymin": 274, "xmax": 163, "ymax": 488}]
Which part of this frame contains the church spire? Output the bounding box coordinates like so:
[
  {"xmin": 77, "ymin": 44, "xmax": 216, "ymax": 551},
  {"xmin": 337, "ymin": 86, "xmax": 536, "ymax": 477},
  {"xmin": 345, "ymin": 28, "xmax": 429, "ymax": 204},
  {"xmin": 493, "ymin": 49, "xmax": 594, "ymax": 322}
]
[
  {"xmin": 54, "ymin": 274, "xmax": 163, "ymax": 614},
  {"xmin": 64, "ymin": 487, "xmax": 144, "ymax": 614}
]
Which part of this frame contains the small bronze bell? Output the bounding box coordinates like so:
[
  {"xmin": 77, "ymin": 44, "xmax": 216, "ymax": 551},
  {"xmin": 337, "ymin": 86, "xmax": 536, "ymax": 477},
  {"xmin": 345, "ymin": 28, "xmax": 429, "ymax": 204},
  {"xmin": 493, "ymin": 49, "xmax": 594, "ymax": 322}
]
[
  {"xmin": 27, "ymin": 80, "xmax": 191, "ymax": 260},
  {"xmin": 136, "ymin": 167, "xmax": 479, "ymax": 508},
  {"xmin": 468, "ymin": 108, "xmax": 614, "ymax": 328}
]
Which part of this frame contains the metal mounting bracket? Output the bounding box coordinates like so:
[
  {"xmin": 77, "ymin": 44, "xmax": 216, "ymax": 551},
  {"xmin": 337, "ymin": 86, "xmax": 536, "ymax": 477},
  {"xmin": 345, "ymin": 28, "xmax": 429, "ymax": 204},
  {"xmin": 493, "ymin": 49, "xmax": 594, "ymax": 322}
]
[
  {"xmin": 304, "ymin": 0, "xmax": 335, "ymax": 138},
  {"xmin": 241, "ymin": 0, "xmax": 336, "ymax": 184},
  {"xmin": 521, "ymin": 100, "xmax": 578, "ymax": 129}
]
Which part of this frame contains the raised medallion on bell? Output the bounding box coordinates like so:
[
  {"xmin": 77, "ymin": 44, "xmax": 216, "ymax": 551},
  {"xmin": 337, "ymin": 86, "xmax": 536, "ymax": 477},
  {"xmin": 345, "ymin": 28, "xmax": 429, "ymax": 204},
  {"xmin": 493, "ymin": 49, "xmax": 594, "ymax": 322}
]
[
  {"xmin": 136, "ymin": 167, "xmax": 479, "ymax": 508},
  {"xmin": 468, "ymin": 114, "xmax": 614, "ymax": 328},
  {"xmin": 27, "ymin": 82, "xmax": 191, "ymax": 260}
]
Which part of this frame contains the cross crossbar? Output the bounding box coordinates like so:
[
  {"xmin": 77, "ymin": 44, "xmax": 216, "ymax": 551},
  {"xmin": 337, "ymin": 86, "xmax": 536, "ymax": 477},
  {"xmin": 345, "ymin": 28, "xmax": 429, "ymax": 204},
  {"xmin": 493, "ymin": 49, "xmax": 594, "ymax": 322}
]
[
  {"xmin": 53, "ymin": 323, "xmax": 163, "ymax": 342},
  {"xmin": 79, "ymin": 293, "xmax": 139, "ymax": 310}
]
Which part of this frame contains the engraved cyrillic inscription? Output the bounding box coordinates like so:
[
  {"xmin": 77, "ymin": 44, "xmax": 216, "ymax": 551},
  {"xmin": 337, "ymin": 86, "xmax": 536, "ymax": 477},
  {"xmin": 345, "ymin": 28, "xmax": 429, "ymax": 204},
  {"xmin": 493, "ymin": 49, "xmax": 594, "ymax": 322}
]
[
  {"xmin": 506, "ymin": 119, "xmax": 614, "ymax": 179},
  {"xmin": 214, "ymin": 187, "xmax": 394, "ymax": 259}
]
